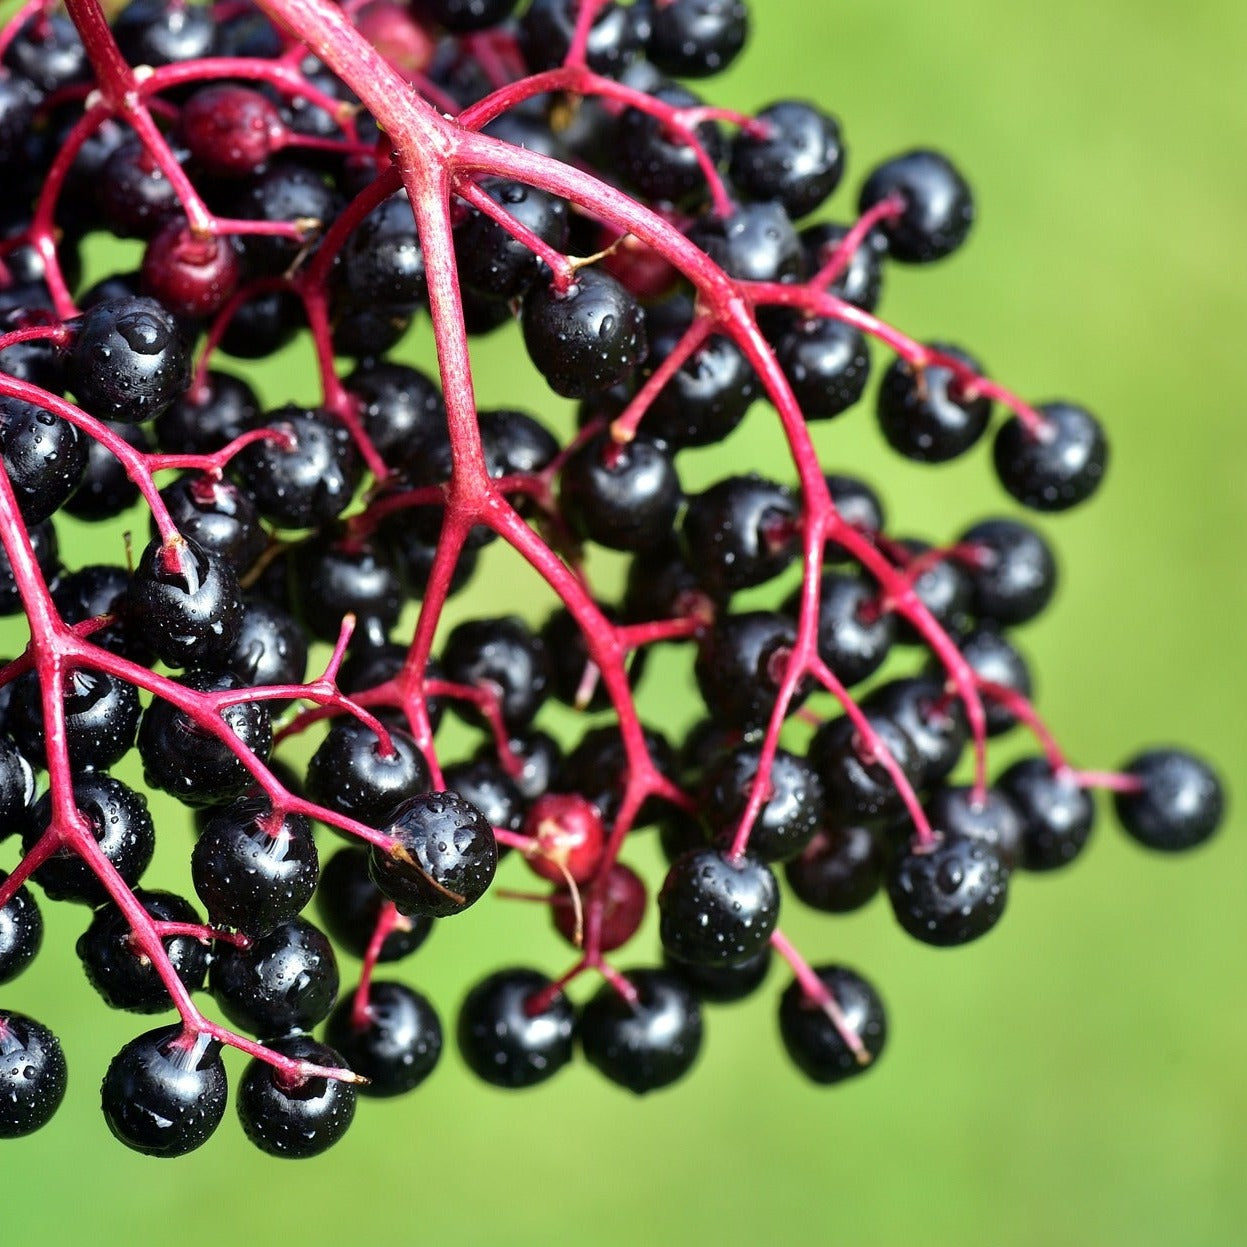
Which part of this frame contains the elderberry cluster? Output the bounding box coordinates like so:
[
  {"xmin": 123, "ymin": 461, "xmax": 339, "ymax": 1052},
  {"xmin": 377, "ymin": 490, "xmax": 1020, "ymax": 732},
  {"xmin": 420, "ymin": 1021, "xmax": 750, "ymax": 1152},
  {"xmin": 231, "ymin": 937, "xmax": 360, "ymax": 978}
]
[{"xmin": 0, "ymin": 0, "xmax": 1226, "ymax": 1159}]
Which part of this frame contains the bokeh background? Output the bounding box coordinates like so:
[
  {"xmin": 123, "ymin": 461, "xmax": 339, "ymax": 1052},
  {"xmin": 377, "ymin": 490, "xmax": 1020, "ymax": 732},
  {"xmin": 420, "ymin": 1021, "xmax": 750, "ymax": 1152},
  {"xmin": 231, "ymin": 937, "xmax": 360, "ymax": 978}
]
[{"xmin": 3, "ymin": 1, "xmax": 1246, "ymax": 1244}]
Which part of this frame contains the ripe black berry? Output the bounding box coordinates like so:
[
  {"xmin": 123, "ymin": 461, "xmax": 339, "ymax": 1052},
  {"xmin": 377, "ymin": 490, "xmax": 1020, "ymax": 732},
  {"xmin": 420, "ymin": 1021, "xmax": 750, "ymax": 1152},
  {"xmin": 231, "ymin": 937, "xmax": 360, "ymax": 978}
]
[
  {"xmin": 925, "ymin": 784, "xmax": 1025, "ymax": 872},
  {"xmin": 1114, "ymin": 749, "xmax": 1225, "ymax": 852},
  {"xmin": 192, "ymin": 799, "xmax": 319, "ymax": 936},
  {"xmin": 876, "ymin": 344, "xmax": 992, "ymax": 462},
  {"xmin": 886, "ymin": 834, "xmax": 1008, "ymax": 947},
  {"xmin": 993, "ymin": 401, "xmax": 1108, "ymax": 512},
  {"xmin": 776, "ymin": 317, "xmax": 871, "ymax": 421},
  {"xmin": 454, "ymin": 178, "xmax": 569, "ymax": 299},
  {"xmin": 0, "ymin": 1011, "xmax": 67, "ymax": 1138},
  {"xmin": 67, "ymin": 296, "xmax": 190, "ymax": 423},
  {"xmin": 659, "ymin": 848, "xmax": 780, "ymax": 967},
  {"xmin": 648, "ymin": 0, "xmax": 748, "ymax": 78},
  {"xmin": 959, "ymin": 517, "xmax": 1058, "ymax": 627},
  {"xmin": 859, "ymin": 148, "xmax": 974, "ymax": 263},
  {"xmin": 316, "ymin": 846, "xmax": 435, "ymax": 961},
  {"xmin": 998, "ymin": 758, "xmax": 1096, "ymax": 872},
  {"xmin": 369, "ymin": 790, "xmax": 498, "ymax": 918},
  {"xmin": 326, "ymin": 981, "xmax": 442, "ymax": 1097},
  {"xmin": 305, "ymin": 717, "xmax": 430, "ymax": 829},
  {"xmin": 730, "ymin": 99, "xmax": 844, "ymax": 219},
  {"xmin": 0, "ymin": 396, "xmax": 88, "ymax": 526},
  {"xmin": 796, "ymin": 571, "xmax": 895, "ymax": 688},
  {"xmin": 457, "ymin": 967, "xmax": 576, "ymax": 1089},
  {"xmin": 614, "ymin": 80, "xmax": 724, "ymax": 207},
  {"xmin": 784, "ymin": 826, "xmax": 884, "ymax": 914},
  {"xmin": 522, "ymin": 268, "xmax": 647, "ymax": 399},
  {"xmin": 0, "ymin": 871, "xmax": 42, "ymax": 985},
  {"xmin": 158, "ymin": 475, "xmax": 266, "ymax": 576},
  {"xmin": 864, "ymin": 677, "xmax": 968, "ymax": 789},
  {"xmin": 808, "ymin": 711, "xmax": 921, "ymax": 823},
  {"xmin": 694, "ymin": 611, "xmax": 805, "ymax": 729},
  {"xmin": 778, "ymin": 965, "xmax": 886, "ymax": 1084},
  {"xmin": 77, "ymin": 889, "xmax": 209, "ymax": 1012},
  {"xmin": 100, "ymin": 1027, "xmax": 227, "ymax": 1157},
  {"xmin": 10, "ymin": 665, "xmax": 141, "ymax": 773},
  {"xmin": 211, "ymin": 917, "xmax": 339, "ymax": 1036},
  {"xmin": 26, "ymin": 774, "xmax": 155, "ymax": 905},
  {"xmin": 441, "ymin": 615, "xmax": 551, "ymax": 730},
  {"xmin": 236, "ymin": 1034, "xmax": 356, "ymax": 1158},
  {"xmin": 580, "ymin": 968, "xmax": 703, "ymax": 1095}
]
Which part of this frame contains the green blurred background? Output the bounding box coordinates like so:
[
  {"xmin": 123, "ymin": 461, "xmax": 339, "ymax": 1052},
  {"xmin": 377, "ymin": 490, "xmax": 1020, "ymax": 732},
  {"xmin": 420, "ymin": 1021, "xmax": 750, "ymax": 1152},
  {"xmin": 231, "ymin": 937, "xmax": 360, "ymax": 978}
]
[{"xmin": 3, "ymin": 1, "xmax": 1247, "ymax": 1244}]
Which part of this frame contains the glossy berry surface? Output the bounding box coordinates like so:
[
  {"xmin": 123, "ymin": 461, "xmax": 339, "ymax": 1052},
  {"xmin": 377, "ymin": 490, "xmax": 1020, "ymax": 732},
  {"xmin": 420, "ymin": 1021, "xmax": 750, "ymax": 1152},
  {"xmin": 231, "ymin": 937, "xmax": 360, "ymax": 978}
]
[
  {"xmin": 316, "ymin": 846, "xmax": 434, "ymax": 962},
  {"xmin": 78, "ymin": 889, "xmax": 209, "ymax": 1012},
  {"xmin": 778, "ymin": 965, "xmax": 886, "ymax": 1084},
  {"xmin": 326, "ymin": 981, "xmax": 442, "ymax": 1097},
  {"xmin": 998, "ymin": 758, "xmax": 1097, "ymax": 872},
  {"xmin": 959, "ymin": 517, "xmax": 1058, "ymax": 626},
  {"xmin": 993, "ymin": 401, "xmax": 1108, "ymax": 512},
  {"xmin": 859, "ymin": 148, "xmax": 974, "ymax": 263},
  {"xmin": 579, "ymin": 968, "xmax": 703, "ymax": 1095},
  {"xmin": 659, "ymin": 848, "xmax": 779, "ymax": 967},
  {"xmin": 100, "ymin": 1027, "xmax": 227, "ymax": 1158},
  {"xmin": 369, "ymin": 790, "xmax": 498, "ymax": 918},
  {"xmin": 876, "ymin": 344, "xmax": 992, "ymax": 462},
  {"xmin": 0, "ymin": 1011, "xmax": 67, "ymax": 1138},
  {"xmin": 784, "ymin": 826, "xmax": 884, "ymax": 914},
  {"xmin": 236, "ymin": 1034, "xmax": 356, "ymax": 1159},
  {"xmin": 305, "ymin": 717, "xmax": 430, "ymax": 829},
  {"xmin": 457, "ymin": 967, "xmax": 575, "ymax": 1089},
  {"xmin": 886, "ymin": 834, "xmax": 1009, "ymax": 947},
  {"xmin": 730, "ymin": 100, "xmax": 844, "ymax": 219},
  {"xmin": 1114, "ymin": 749, "xmax": 1225, "ymax": 852},
  {"xmin": 192, "ymin": 800, "xmax": 319, "ymax": 936},
  {"xmin": 522, "ymin": 268, "xmax": 647, "ymax": 399}
]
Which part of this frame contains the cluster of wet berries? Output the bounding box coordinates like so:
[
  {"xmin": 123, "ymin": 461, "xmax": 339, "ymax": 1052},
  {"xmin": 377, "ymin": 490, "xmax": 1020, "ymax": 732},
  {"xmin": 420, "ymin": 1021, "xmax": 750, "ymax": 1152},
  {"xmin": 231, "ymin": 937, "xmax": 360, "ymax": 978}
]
[{"xmin": 0, "ymin": 0, "xmax": 1226, "ymax": 1160}]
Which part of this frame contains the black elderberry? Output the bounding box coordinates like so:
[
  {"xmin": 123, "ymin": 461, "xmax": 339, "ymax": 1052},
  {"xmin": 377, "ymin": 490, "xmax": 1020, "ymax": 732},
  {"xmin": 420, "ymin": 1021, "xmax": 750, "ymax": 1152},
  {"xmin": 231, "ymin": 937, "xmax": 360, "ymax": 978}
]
[
  {"xmin": 236, "ymin": 1034, "xmax": 356, "ymax": 1159},
  {"xmin": 219, "ymin": 289, "xmax": 302, "ymax": 359},
  {"xmin": 823, "ymin": 472, "xmax": 886, "ymax": 559},
  {"xmin": 1114, "ymin": 749, "xmax": 1225, "ymax": 852},
  {"xmin": 112, "ymin": 0, "xmax": 218, "ymax": 66},
  {"xmin": 68, "ymin": 296, "xmax": 190, "ymax": 423},
  {"xmin": 859, "ymin": 148, "xmax": 975, "ymax": 264},
  {"xmin": 154, "ymin": 370, "xmax": 259, "ymax": 455},
  {"xmin": 778, "ymin": 965, "xmax": 886, "ymax": 1084},
  {"xmin": 157, "ymin": 475, "xmax": 267, "ymax": 575},
  {"xmin": 457, "ymin": 968, "xmax": 575, "ymax": 1089},
  {"xmin": 580, "ymin": 968, "xmax": 702, "ymax": 1094},
  {"xmin": 232, "ymin": 162, "xmax": 343, "ymax": 277},
  {"xmin": 137, "ymin": 669, "xmax": 271, "ymax": 807},
  {"xmin": 664, "ymin": 945, "xmax": 772, "ymax": 1005},
  {"xmin": 2, "ymin": 13, "xmax": 87, "ymax": 92},
  {"xmin": 233, "ymin": 406, "xmax": 363, "ymax": 529},
  {"xmin": 305, "ymin": 717, "xmax": 430, "ymax": 830},
  {"xmin": 887, "ymin": 834, "xmax": 1008, "ymax": 947},
  {"xmin": 800, "ymin": 221, "xmax": 887, "ymax": 312},
  {"xmin": 316, "ymin": 846, "xmax": 435, "ymax": 962},
  {"xmin": 0, "ymin": 396, "xmax": 88, "ymax": 526},
  {"xmin": 694, "ymin": 611, "xmax": 806, "ymax": 730},
  {"xmin": 876, "ymin": 344, "xmax": 992, "ymax": 462},
  {"xmin": 559, "ymin": 432, "xmax": 682, "ymax": 552},
  {"xmin": 336, "ymin": 191, "xmax": 426, "ymax": 308},
  {"xmin": 344, "ymin": 360, "xmax": 445, "ymax": 466},
  {"xmin": 96, "ymin": 136, "xmax": 182, "ymax": 238},
  {"xmin": 925, "ymin": 785, "xmax": 1025, "ymax": 872},
  {"xmin": 193, "ymin": 799, "xmax": 319, "ymax": 936},
  {"xmin": 10, "ymin": 665, "xmax": 141, "ymax": 773},
  {"xmin": 688, "ymin": 201, "xmax": 803, "ymax": 284},
  {"xmin": 223, "ymin": 597, "xmax": 309, "ymax": 691},
  {"xmin": 864, "ymin": 677, "xmax": 968, "ymax": 789},
  {"xmin": 369, "ymin": 790, "xmax": 498, "ymax": 918},
  {"xmin": 659, "ymin": 848, "xmax": 780, "ymax": 967},
  {"xmin": 648, "ymin": 0, "xmax": 748, "ymax": 78},
  {"xmin": 522, "ymin": 268, "xmax": 647, "ymax": 399},
  {"xmin": 50, "ymin": 564, "xmax": 149, "ymax": 663},
  {"xmin": 794, "ymin": 571, "xmax": 895, "ymax": 688},
  {"xmin": 681, "ymin": 475, "xmax": 800, "ymax": 598},
  {"xmin": 730, "ymin": 99, "xmax": 844, "ymax": 220},
  {"xmin": 326, "ymin": 981, "xmax": 442, "ymax": 1097},
  {"xmin": 126, "ymin": 535, "xmax": 244, "ymax": 669},
  {"xmin": 559, "ymin": 726, "xmax": 677, "ymax": 828},
  {"xmin": 60, "ymin": 421, "xmax": 151, "ymax": 523},
  {"xmin": 455, "ymin": 179, "xmax": 569, "ymax": 300},
  {"xmin": 954, "ymin": 626, "xmax": 1033, "ymax": 737},
  {"xmin": 699, "ymin": 745, "xmax": 824, "ymax": 862},
  {"xmin": 291, "ymin": 534, "xmax": 403, "ymax": 644},
  {"xmin": 541, "ymin": 605, "xmax": 640, "ymax": 714},
  {"xmin": 0, "ymin": 1011, "xmax": 67, "ymax": 1138},
  {"xmin": 614, "ymin": 80, "xmax": 724, "ymax": 207},
  {"xmin": 998, "ymin": 757, "xmax": 1096, "ymax": 872},
  {"xmin": 889, "ymin": 537, "xmax": 975, "ymax": 644},
  {"xmin": 0, "ymin": 871, "xmax": 41, "ymax": 985},
  {"xmin": 26, "ymin": 774, "xmax": 155, "ymax": 905},
  {"xmin": 784, "ymin": 825, "xmax": 884, "ymax": 914},
  {"xmin": 416, "ymin": 0, "xmax": 520, "ymax": 31},
  {"xmin": 478, "ymin": 730, "xmax": 562, "ymax": 805},
  {"xmin": 959, "ymin": 517, "xmax": 1058, "ymax": 627},
  {"xmin": 623, "ymin": 536, "xmax": 719, "ymax": 624},
  {"xmin": 993, "ymin": 401, "xmax": 1108, "ymax": 512},
  {"xmin": 444, "ymin": 758, "xmax": 525, "ymax": 835},
  {"xmin": 77, "ymin": 889, "xmax": 210, "ymax": 1012},
  {"xmin": 776, "ymin": 317, "xmax": 871, "ymax": 421},
  {"xmin": 519, "ymin": 0, "xmax": 647, "ymax": 76},
  {"xmin": 211, "ymin": 917, "xmax": 340, "ymax": 1036},
  {"xmin": 808, "ymin": 711, "xmax": 921, "ymax": 824}
]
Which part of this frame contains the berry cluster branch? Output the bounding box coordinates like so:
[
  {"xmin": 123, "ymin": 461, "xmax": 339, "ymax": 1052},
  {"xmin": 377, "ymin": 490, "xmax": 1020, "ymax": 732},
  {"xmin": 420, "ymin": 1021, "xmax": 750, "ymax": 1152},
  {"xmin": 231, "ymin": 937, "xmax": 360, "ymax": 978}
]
[{"xmin": 0, "ymin": 0, "xmax": 1224, "ymax": 1154}]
